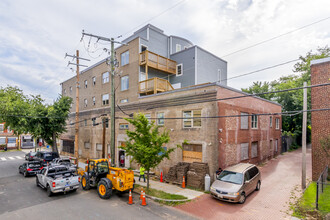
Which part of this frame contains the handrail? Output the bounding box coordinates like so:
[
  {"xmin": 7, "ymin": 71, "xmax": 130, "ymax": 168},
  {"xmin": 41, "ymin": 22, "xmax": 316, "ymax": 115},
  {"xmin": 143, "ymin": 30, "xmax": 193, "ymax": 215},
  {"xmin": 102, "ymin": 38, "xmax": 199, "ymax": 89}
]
[
  {"xmin": 139, "ymin": 50, "xmax": 177, "ymax": 75},
  {"xmin": 139, "ymin": 77, "xmax": 174, "ymax": 95}
]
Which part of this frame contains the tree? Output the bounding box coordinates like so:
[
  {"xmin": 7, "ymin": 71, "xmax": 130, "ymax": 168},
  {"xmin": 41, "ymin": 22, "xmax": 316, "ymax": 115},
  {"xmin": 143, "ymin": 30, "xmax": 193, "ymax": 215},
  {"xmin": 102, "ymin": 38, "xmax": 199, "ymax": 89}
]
[
  {"xmin": 241, "ymin": 81, "xmax": 275, "ymax": 100},
  {"xmin": 121, "ymin": 113, "xmax": 175, "ymax": 189}
]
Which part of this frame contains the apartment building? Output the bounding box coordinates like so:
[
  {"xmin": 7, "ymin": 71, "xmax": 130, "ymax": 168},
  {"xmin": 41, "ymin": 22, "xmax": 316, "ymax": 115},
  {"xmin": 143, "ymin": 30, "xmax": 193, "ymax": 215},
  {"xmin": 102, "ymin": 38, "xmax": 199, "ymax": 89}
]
[
  {"xmin": 60, "ymin": 24, "xmax": 281, "ymax": 176},
  {"xmin": 0, "ymin": 122, "xmax": 18, "ymax": 150}
]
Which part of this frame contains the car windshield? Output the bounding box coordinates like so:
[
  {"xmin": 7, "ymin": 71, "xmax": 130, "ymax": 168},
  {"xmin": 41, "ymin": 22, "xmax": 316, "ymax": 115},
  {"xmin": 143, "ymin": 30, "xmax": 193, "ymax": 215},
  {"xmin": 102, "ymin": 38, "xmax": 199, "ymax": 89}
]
[
  {"xmin": 217, "ymin": 170, "xmax": 243, "ymax": 185},
  {"xmin": 30, "ymin": 152, "xmax": 37, "ymax": 156}
]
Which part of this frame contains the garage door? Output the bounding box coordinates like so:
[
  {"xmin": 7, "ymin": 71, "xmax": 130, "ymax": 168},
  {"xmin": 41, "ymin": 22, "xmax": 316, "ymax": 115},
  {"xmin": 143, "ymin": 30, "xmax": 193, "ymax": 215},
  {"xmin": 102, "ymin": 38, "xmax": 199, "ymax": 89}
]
[{"xmin": 182, "ymin": 144, "xmax": 202, "ymax": 163}]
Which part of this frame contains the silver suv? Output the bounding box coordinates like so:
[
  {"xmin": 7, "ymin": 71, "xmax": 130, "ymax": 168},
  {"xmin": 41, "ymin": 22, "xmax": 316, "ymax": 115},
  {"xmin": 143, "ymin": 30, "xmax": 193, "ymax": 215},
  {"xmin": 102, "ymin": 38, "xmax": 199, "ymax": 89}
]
[{"xmin": 210, "ymin": 163, "xmax": 261, "ymax": 204}]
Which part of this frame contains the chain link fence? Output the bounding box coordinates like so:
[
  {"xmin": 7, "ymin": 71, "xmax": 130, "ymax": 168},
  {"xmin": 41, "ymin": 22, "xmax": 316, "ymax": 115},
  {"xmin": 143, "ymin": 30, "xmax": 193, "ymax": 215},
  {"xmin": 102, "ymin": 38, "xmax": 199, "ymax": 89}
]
[{"xmin": 316, "ymin": 165, "xmax": 329, "ymax": 210}]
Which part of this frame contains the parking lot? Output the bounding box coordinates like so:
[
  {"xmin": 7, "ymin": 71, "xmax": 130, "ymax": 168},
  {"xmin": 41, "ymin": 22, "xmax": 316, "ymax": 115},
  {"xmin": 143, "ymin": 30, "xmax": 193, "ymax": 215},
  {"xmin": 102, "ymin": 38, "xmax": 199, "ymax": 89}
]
[{"xmin": 0, "ymin": 150, "xmax": 195, "ymax": 220}]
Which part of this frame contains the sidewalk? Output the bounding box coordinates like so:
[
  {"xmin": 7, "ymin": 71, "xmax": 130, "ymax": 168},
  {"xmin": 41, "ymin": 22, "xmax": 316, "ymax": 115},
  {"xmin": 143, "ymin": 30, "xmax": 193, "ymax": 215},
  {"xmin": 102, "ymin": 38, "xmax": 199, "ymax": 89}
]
[{"xmin": 134, "ymin": 177, "xmax": 204, "ymax": 200}]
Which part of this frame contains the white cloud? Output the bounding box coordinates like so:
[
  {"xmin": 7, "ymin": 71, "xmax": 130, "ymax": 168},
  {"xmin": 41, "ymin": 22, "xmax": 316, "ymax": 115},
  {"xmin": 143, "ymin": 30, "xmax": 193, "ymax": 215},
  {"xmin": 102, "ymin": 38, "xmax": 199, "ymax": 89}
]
[{"xmin": 0, "ymin": 0, "xmax": 329, "ymax": 103}]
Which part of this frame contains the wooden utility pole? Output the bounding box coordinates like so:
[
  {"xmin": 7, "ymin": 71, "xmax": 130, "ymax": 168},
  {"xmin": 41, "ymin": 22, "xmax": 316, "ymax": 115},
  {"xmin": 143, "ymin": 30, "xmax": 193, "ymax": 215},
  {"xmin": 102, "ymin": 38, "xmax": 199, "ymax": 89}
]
[
  {"xmin": 302, "ymin": 81, "xmax": 307, "ymax": 189},
  {"xmin": 65, "ymin": 51, "xmax": 90, "ymax": 159},
  {"xmin": 81, "ymin": 31, "xmax": 127, "ymax": 167}
]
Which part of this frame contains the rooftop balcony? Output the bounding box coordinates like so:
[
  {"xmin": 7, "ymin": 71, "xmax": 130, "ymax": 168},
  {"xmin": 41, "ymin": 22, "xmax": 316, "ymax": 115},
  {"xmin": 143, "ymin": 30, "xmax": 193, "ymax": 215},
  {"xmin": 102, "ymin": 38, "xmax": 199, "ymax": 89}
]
[
  {"xmin": 139, "ymin": 50, "xmax": 177, "ymax": 75},
  {"xmin": 139, "ymin": 77, "xmax": 174, "ymax": 95}
]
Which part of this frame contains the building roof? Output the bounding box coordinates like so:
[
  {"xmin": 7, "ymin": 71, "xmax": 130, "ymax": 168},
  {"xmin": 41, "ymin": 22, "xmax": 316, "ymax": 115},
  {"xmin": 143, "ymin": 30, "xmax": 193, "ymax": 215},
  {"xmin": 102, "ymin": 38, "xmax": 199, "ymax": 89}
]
[{"xmin": 310, "ymin": 57, "xmax": 330, "ymax": 66}]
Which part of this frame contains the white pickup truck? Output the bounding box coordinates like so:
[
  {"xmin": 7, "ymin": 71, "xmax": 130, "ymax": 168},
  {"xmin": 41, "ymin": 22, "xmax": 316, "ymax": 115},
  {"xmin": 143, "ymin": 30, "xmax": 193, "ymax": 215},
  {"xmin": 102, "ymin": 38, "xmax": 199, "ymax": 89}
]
[{"xmin": 36, "ymin": 165, "xmax": 80, "ymax": 196}]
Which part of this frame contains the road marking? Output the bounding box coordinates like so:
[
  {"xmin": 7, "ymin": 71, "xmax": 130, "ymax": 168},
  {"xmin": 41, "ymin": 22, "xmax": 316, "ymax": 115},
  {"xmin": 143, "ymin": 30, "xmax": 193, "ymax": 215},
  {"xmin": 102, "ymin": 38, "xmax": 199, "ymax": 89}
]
[
  {"xmin": 8, "ymin": 157, "xmax": 15, "ymax": 160},
  {"xmin": 15, "ymin": 156, "xmax": 23, "ymax": 159},
  {"xmin": 0, "ymin": 157, "xmax": 6, "ymax": 161}
]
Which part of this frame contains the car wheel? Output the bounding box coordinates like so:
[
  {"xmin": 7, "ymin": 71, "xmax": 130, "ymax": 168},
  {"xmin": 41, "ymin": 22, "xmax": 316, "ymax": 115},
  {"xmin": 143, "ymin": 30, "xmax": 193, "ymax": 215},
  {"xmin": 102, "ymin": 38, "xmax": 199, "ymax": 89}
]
[
  {"xmin": 47, "ymin": 185, "xmax": 52, "ymax": 197},
  {"xmin": 24, "ymin": 171, "xmax": 27, "ymax": 177},
  {"xmin": 81, "ymin": 175, "xmax": 90, "ymax": 190},
  {"xmin": 97, "ymin": 179, "xmax": 112, "ymax": 199},
  {"xmin": 256, "ymin": 181, "xmax": 261, "ymax": 191},
  {"xmin": 72, "ymin": 188, "xmax": 77, "ymax": 193},
  {"xmin": 239, "ymin": 193, "xmax": 246, "ymax": 204}
]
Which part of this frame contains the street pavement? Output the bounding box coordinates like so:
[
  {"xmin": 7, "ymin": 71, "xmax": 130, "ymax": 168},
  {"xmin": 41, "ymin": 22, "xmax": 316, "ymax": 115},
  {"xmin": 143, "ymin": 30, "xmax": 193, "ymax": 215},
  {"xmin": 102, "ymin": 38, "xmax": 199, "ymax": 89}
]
[
  {"xmin": 0, "ymin": 150, "xmax": 197, "ymax": 220},
  {"xmin": 175, "ymin": 147, "xmax": 312, "ymax": 220}
]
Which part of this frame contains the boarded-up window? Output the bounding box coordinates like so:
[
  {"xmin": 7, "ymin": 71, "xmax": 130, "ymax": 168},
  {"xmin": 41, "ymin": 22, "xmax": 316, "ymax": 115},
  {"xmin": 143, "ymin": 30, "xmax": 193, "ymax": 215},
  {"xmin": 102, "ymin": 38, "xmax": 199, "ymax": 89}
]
[
  {"xmin": 241, "ymin": 112, "xmax": 248, "ymax": 129},
  {"xmin": 251, "ymin": 142, "xmax": 258, "ymax": 158},
  {"xmin": 241, "ymin": 143, "xmax": 249, "ymax": 161},
  {"xmin": 63, "ymin": 140, "xmax": 74, "ymax": 154},
  {"xmin": 84, "ymin": 142, "xmax": 91, "ymax": 149},
  {"xmin": 182, "ymin": 144, "xmax": 202, "ymax": 163},
  {"xmin": 96, "ymin": 143, "xmax": 102, "ymax": 151}
]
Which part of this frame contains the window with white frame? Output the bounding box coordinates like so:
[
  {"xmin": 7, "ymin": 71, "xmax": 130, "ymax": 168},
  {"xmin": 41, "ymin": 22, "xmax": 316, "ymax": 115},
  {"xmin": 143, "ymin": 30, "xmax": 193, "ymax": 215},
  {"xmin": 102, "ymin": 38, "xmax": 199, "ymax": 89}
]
[
  {"xmin": 119, "ymin": 123, "xmax": 129, "ymax": 130},
  {"xmin": 176, "ymin": 44, "xmax": 181, "ymax": 52},
  {"xmin": 102, "ymin": 94, "xmax": 109, "ymax": 105},
  {"xmin": 84, "ymin": 80, "xmax": 87, "ymax": 88},
  {"xmin": 176, "ymin": 64, "xmax": 183, "ymax": 76},
  {"xmin": 270, "ymin": 116, "xmax": 273, "ymax": 128},
  {"xmin": 145, "ymin": 113, "xmax": 151, "ymax": 123},
  {"xmin": 84, "ymin": 99, "xmax": 87, "ymax": 107},
  {"xmin": 275, "ymin": 118, "xmax": 280, "ymax": 129},
  {"xmin": 121, "ymin": 75, "xmax": 129, "ymax": 91},
  {"xmin": 251, "ymin": 142, "xmax": 258, "ymax": 158},
  {"xmin": 241, "ymin": 143, "xmax": 249, "ymax": 161},
  {"xmin": 241, "ymin": 112, "xmax": 248, "ymax": 129},
  {"xmin": 121, "ymin": 51, "xmax": 129, "ymax": 66},
  {"xmin": 92, "ymin": 76, "xmax": 96, "ymax": 86},
  {"xmin": 102, "ymin": 72, "xmax": 109, "ymax": 84},
  {"xmin": 251, "ymin": 114, "xmax": 258, "ymax": 129},
  {"xmin": 120, "ymin": 98, "xmax": 128, "ymax": 103},
  {"xmin": 157, "ymin": 112, "xmax": 165, "ymax": 126},
  {"xmin": 183, "ymin": 110, "xmax": 201, "ymax": 128},
  {"xmin": 92, "ymin": 96, "xmax": 95, "ymax": 106}
]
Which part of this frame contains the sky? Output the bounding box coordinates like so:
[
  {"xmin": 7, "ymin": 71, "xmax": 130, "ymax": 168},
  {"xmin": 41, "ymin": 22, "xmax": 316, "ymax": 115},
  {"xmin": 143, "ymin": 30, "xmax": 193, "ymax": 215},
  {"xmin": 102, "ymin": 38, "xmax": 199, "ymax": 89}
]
[{"xmin": 0, "ymin": 0, "xmax": 329, "ymax": 103}]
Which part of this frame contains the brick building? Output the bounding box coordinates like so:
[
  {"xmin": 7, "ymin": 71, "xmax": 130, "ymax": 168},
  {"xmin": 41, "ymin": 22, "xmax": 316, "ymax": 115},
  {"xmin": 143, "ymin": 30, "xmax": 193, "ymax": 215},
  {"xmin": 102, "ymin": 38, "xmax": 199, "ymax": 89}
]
[
  {"xmin": 310, "ymin": 57, "xmax": 330, "ymax": 181},
  {"xmin": 0, "ymin": 122, "xmax": 18, "ymax": 150},
  {"xmin": 60, "ymin": 24, "xmax": 282, "ymax": 177}
]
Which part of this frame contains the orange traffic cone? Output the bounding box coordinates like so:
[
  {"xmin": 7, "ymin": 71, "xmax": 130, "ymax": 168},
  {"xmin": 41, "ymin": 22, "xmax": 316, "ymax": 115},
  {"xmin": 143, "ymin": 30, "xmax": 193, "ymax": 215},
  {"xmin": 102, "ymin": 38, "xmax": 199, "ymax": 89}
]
[
  {"xmin": 160, "ymin": 172, "xmax": 163, "ymax": 182},
  {"xmin": 141, "ymin": 191, "xmax": 147, "ymax": 206},
  {"xmin": 140, "ymin": 188, "xmax": 144, "ymax": 200},
  {"xmin": 182, "ymin": 176, "xmax": 186, "ymax": 188},
  {"xmin": 128, "ymin": 190, "xmax": 134, "ymax": 205}
]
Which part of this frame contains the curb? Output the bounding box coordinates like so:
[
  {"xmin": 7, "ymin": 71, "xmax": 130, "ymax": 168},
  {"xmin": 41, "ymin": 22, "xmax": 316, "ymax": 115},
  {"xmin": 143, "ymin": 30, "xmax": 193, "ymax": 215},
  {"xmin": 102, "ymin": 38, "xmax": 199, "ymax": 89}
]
[{"xmin": 132, "ymin": 190, "xmax": 192, "ymax": 202}]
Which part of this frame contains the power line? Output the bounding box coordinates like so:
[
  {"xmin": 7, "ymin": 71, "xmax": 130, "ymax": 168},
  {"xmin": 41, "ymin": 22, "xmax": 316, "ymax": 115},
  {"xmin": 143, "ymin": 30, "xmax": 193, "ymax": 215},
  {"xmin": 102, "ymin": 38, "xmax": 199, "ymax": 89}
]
[{"xmin": 221, "ymin": 16, "xmax": 330, "ymax": 58}]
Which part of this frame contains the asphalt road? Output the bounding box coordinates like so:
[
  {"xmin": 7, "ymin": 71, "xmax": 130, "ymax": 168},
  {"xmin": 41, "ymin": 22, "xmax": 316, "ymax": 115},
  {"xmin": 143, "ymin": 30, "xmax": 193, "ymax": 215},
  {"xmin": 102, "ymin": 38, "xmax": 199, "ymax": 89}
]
[{"xmin": 0, "ymin": 151, "xmax": 196, "ymax": 220}]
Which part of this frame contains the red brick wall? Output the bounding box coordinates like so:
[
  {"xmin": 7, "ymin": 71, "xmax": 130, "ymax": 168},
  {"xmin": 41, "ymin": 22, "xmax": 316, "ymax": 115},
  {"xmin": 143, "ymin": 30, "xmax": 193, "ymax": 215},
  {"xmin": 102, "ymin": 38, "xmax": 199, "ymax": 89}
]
[
  {"xmin": 311, "ymin": 59, "xmax": 330, "ymax": 181},
  {"xmin": 217, "ymin": 87, "xmax": 282, "ymax": 169}
]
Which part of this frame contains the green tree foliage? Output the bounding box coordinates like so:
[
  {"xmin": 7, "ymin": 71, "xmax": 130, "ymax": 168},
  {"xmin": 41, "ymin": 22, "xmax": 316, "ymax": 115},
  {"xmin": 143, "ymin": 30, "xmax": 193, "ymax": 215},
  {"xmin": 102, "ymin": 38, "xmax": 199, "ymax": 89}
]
[
  {"xmin": 121, "ymin": 113, "xmax": 175, "ymax": 189},
  {"xmin": 241, "ymin": 46, "xmax": 330, "ymax": 144},
  {"xmin": 0, "ymin": 86, "xmax": 72, "ymax": 152}
]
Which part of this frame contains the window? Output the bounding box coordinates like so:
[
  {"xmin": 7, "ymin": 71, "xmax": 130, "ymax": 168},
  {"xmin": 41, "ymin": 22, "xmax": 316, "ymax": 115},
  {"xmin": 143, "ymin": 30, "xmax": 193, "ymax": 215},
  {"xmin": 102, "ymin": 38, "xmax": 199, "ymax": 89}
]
[
  {"xmin": 176, "ymin": 64, "xmax": 183, "ymax": 76},
  {"xmin": 251, "ymin": 114, "xmax": 258, "ymax": 129},
  {"xmin": 70, "ymin": 86, "xmax": 72, "ymax": 93},
  {"xmin": 104, "ymin": 118, "xmax": 109, "ymax": 128},
  {"xmin": 241, "ymin": 143, "xmax": 249, "ymax": 161},
  {"xmin": 84, "ymin": 142, "xmax": 91, "ymax": 149},
  {"xmin": 241, "ymin": 112, "xmax": 248, "ymax": 129},
  {"xmin": 248, "ymin": 167, "xmax": 259, "ymax": 179},
  {"xmin": 275, "ymin": 118, "xmax": 280, "ymax": 129},
  {"xmin": 270, "ymin": 116, "xmax": 273, "ymax": 128},
  {"xmin": 84, "ymin": 119, "xmax": 87, "ymax": 126},
  {"xmin": 121, "ymin": 51, "xmax": 129, "ymax": 66},
  {"xmin": 183, "ymin": 110, "xmax": 201, "ymax": 128},
  {"xmin": 102, "ymin": 72, "xmax": 109, "ymax": 84},
  {"xmin": 0, "ymin": 124, "xmax": 4, "ymax": 132},
  {"xmin": 251, "ymin": 142, "xmax": 258, "ymax": 158},
  {"xmin": 145, "ymin": 113, "xmax": 151, "ymax": 123},
  {"xmin": 84, "ymin": 99, "xmax": 87, "ymax": 107},
  {"xmin": 176, "ymin": 44, "xmax": 181, "ymax": 52},
  {"xmin": 119, "ymin": 123, "xmax": 129, "ymax": 130},
  {"xmin": 141, "ymin": 45, "xmax": 147, "ymax": 52},
  {"xmin": 92, "ymin": 118, "xmax": 96, "ymax": 126},
  {"xmin": 92, "ymin": 76, "xmax": 96, "ymax": 85},
  {"xmin": 157, "ymin": 112, "xmax": 165, "ymax": 126},
  {"xmin": 92, "ymin": 97, "xmax": 95, "ymax": 106},
  {"xmin": 275, "ymin": 139, "xmax": 278, "ymax": 152},
  {"xmin": 84, "ymin": 80, "xmax": 87, "ymax": 88},
  {"xmin": 121, "ymin": 76, "xmax": 129, "ymax": 91},
  {"xmin": 96, "ymin": 143, "xmax": 102, "ymax": 151},
  {"xmin": 102, "ymin": 94, "xmax": 109, "ymax": 105},
  {"xmin": 120, "ymin": 98, "xmax": 128, "ymax": 103},
  {"xmin": 0, "ymin": 137, "xmax": 6, "ymax": 144}
]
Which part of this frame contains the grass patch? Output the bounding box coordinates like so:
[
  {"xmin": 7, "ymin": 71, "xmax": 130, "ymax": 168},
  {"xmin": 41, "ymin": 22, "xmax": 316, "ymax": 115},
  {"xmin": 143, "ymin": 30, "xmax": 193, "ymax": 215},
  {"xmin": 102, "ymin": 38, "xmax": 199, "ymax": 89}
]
[
  {"xmin": 0, "ymin": 149, "xmax": 21, "ymax": 153},
  {"xmin": 291, "ymin": 182, "xmax": 330, "ymax": 219},
  {"xmin": 134, "ymin": 184, "xmax": 189, "ymax": 206}
]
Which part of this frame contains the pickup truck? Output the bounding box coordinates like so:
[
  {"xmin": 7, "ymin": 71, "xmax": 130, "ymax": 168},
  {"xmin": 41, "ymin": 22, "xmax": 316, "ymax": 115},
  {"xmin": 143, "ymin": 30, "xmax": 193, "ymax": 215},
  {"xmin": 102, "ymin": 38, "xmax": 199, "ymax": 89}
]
[
  {"xmin": 36, "ymin": 165, "xmax": 80, "ymax": 196},
  {"xmin": 50, "ymin": 157, "xmax": 77, "ymax": 172}
]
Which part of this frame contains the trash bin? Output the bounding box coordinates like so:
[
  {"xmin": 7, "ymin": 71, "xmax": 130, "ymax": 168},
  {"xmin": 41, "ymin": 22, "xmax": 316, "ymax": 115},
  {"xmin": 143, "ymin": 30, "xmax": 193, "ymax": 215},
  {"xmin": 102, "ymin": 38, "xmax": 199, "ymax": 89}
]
[{"xmin": 205, "ymin": 174, "xmax": 210, "ymax": 192}]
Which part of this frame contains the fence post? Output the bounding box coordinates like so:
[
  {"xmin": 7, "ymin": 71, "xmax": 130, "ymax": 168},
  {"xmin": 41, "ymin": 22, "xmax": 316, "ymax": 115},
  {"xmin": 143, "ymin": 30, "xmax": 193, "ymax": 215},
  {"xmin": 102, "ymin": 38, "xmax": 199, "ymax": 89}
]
[{"xmin": 316, "ymin": 181, "xmax": 319, "ymax": 210}]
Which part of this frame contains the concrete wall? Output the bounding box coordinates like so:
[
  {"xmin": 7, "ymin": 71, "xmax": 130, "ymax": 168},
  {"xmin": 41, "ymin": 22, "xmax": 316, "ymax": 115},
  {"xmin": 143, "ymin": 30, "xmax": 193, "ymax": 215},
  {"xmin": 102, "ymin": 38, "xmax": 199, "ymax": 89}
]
[{"xmin": 311, "ymin": 58, "xmax": 330, "ymax": 181}]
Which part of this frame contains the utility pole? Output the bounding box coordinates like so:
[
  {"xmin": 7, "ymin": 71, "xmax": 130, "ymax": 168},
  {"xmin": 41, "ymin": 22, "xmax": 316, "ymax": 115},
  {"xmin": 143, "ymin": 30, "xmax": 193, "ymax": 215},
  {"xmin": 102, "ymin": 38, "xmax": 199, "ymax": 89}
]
[
  {"xmin": 102, "ymin": 117, "xmax": 106, "ymax": 158},
  {"xmin": 81, "ymin": 30, "xmax": 127, "ymax": 167},
  {"xmin": 65, "ymin": 51, "xmax": 90, "ymax": 160},
  {"xmin": 302, "ymin": 81, "xmax": 307, "ymax": 189}
]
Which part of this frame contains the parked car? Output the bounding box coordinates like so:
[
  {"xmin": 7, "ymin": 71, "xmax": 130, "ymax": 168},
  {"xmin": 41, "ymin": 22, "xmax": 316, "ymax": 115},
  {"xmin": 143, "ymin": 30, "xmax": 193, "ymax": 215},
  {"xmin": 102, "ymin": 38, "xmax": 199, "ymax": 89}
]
[
  {"xmin": 35, "ymin": 151, "xmax": 59, "ymax": 165},
  {"xmin": 210, "ymin": 163, "xmax": 261, "ymax": 204},
  {"xmin": 50, "ymin": 157, "xmax": 77, "ymax": 172},
  {"xmin": 36, "ymin": 165, "xmax": 80, "ymax": 197},
  {"xmin": 25, "ymin": 152, "xmax": 37, "ymax": 161},
  {"xmin": 19, "ymin": 161, "xmax": 43, "ymax": 177}
]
